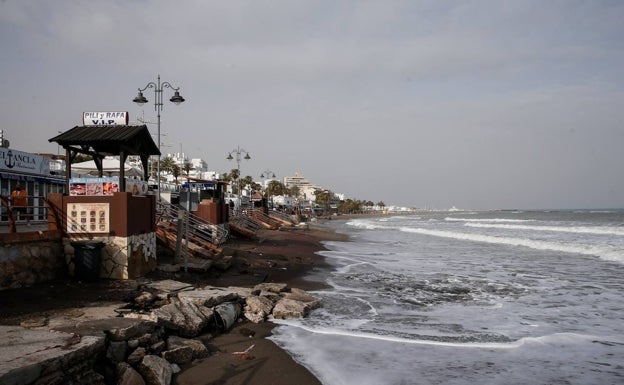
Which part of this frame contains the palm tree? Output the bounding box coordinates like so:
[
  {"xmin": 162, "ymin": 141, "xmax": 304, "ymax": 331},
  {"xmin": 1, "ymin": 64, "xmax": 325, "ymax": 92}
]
[
  {"xmin": 267, "ymin": 180, "xmax": 288, "ymax": 196},
  {"xmin": 338, "ymin": 199, "xmax": 362, "ymax": 214},
  {"xmin": 239, "ymin": 175, "xmax": 254, "ymax": 191},
  {"xmin": 171, "ymin": 164, "xmax": 180, "ymax": 185},
  {"xmin": 288, "ymin": 185, "xmax": 300, "ymax": 197},
  {"xmin": 182, "ymin": 162, "xmax": 193, "ymax": 178},
  {"xmin": 159, "ymin": 157, "xmax": 175, "ymax": 178},
  {"xmin": 314, "ymin": 189, "xmax": 332, "ymax": 215}
]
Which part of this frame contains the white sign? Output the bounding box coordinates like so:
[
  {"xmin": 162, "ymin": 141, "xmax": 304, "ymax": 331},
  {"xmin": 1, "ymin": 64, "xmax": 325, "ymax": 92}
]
[
  {"xmin": 66, "ymin": 202, "xmax": 110, "ymax": 233},
  {"xmin": 0, "ymin": 148, "xmax": 50, "ymax": 175},
  {"xmin": 83, "ymin": 111, "xmax": 129, "ymax": 126},
  {"xmin": 126, "ymin": 179, "xmax": 148, "ymax": 196}
]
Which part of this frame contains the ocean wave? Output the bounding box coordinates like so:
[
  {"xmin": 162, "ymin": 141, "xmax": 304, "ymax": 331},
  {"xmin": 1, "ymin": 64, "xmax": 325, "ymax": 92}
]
[
  {"xmin": 464, "ymin": 222, "xmax": 624, "ymax": 236},
  {"xmin": 271, "ymin": 322, "xmax": 613, "ymax": 350},
  {"xmin": 400, "ymin": 227, "xmax": 624, "ymax": 263},
  {"xmin": 445, "ymin": 217, "xmax": 535, "ymax": 223},
  {"xmin": 515, "ymin": 332, "xmax": 624, "ymax": 346},
  {"xmin": 345, "ymin": 220, "xmax": 390, "ymax": 230}
]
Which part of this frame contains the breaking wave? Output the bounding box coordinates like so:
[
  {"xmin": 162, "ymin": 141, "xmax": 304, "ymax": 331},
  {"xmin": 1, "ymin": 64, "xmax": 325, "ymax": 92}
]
[{"xmin": 400, "ymin": 227, "xmax": 624, "ymax": 263}]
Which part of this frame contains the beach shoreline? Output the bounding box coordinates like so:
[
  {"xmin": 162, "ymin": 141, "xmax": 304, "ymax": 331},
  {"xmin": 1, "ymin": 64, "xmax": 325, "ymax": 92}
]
[
  {"xmin": 0, "ymin": 219, "xmax": 351, "ymax": 385},
  {"xmin": 173, "ymin": 221, "xmax": 348, "ymax": 385}
]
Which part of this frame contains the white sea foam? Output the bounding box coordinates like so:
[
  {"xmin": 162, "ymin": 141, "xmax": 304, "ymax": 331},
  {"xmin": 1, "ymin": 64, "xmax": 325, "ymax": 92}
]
[
  {"xmin": 345, "ymin": 220, "xmax": 387, "ymax": 230},
  {"xmin": 400, "ymin": 227, "xmax": 624, "ymax": 262},
  {"xmin": 464, "ymin": 222, "xmax": 624, "ymax": 236},
  {"xmin": 271, "ymin": 321, "xmax": 610, "ymax": 350},
  {"xmin": 445, "ymin": 217, "xmax": 535, "ymax": 223},
  {"xmin": 515, "ymin": 332, "xmax": 624, "ymax": 346}
]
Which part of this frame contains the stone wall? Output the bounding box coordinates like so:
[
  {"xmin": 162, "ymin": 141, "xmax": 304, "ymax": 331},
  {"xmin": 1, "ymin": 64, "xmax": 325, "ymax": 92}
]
[
  {"xmin": 64, "ymin": 232, "xmax": 157, "ymax": 280},
  {"xmin": 0, "ymin": 235, "xmax": 65, "ymax": 290}
]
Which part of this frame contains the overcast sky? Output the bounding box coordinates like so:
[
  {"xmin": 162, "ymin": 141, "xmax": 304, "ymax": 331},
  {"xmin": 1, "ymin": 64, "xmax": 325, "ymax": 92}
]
[{"xmin": 1, "ymin": 1, "xmax": 623, "ymax": 210}]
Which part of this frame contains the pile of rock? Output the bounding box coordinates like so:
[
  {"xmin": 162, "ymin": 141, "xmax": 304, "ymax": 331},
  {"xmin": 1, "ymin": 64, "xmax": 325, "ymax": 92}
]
[
  {"xmin": 106, "ymin": 280, "xmax": 321, "ymax": 385},
  {"xmin": 4, "ymin": 280, "xmax": 322, "ymax": 385}
]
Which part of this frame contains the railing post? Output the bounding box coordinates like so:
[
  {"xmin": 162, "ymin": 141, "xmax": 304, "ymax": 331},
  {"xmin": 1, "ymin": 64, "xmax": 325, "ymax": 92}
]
[{"xmin": 0, "ymin": 196, "xmax": 16, "ymax": 233}]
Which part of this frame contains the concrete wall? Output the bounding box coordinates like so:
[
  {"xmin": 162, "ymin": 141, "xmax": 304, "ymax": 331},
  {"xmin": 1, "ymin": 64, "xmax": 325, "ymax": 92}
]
[
  {"xmin": 0, "ymin": 191, "xmax": 159, "ymax": 289},
  {"xmin": 0, "ymin": 229, "xmax": 157, "ymax": 289}
]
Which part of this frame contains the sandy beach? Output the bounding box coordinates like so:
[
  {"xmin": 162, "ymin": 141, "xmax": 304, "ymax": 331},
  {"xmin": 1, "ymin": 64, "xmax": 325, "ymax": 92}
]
[
  {"xmin": 173, "ymin": 223, "xmax": 347, "ymax": 385},
  {"xmin": 0, "ymin": 221, "xmax": 348, "ymax": 385}
]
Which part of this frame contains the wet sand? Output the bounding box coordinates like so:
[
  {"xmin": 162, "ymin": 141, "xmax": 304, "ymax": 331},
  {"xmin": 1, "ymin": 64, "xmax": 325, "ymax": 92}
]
[
  {"xmin": 0, "ymin": 220, "xmax": 351, "ymax": 385},
  {"xmin": 175, "ymin": 322, "xmax": 322, "ymax": 385},
  {"xmin": 173, "ymin": 223, "xmax": 347, "ymax": 385}
]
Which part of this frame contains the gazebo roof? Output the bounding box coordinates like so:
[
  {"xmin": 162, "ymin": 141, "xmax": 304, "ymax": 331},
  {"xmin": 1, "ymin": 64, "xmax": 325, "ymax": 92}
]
[
  {"xmin": 48, "ymin": 125, "xmax": 160, "ymax": 190},
  {"xmin": 49, "ymin": 125, "xmax": 160, "ymax": 156}
]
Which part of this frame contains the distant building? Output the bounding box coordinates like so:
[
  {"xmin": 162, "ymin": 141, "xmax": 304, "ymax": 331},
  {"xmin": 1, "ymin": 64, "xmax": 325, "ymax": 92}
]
[
  {"xmin": 190, "ymin": 158, "xmax": 207, "ymax": 174},
  {"xmin": 283, "ymin": 172, "xmax": 312, "ymax": 190},
  {"xmin": 167, "ymin": 152, "xmax": 188, "ymax": 169},
  {"xmin": 272, "ymin": 195, "xmax": 298, "ymax": 207}
]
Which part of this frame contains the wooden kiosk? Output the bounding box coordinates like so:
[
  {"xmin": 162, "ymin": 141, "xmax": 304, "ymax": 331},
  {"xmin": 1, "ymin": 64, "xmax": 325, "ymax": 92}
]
[{"xmin": 49, "ymin": 125, "xmax": 159, "ymax": 279}]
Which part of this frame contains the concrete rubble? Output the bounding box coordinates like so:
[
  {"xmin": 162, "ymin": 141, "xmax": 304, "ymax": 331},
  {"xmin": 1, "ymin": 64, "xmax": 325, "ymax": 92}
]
[{"xmin": 0, "ymin": 279, "xmax": 321, "ymax": 385}]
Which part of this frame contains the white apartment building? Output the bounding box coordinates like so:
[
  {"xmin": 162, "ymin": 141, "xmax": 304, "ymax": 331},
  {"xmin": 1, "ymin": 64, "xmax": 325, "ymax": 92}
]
[{"xmin": 283, "ymin": 172, "xmax": 312, "ymax": 190}]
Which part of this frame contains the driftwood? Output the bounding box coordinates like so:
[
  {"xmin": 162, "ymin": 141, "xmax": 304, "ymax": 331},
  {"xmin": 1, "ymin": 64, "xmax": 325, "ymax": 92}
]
[{"xmin": 232, "ymin": 344, "xmax": 255, "ymax": 360}]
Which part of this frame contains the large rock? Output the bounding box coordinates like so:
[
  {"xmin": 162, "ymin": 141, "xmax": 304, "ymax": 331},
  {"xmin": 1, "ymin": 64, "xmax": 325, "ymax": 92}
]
[
  {"xmin": 227, "ymin": 286, "xmax": 260, "ymax": 299},
  {"xmin": 107, "ymin": 340, "xmax": 128, "ymax": 363},
  {"xmin": 244, "ymin": 311, "xmax": 265, "ymax": 324},
  {"xmin": 244, "ymin": 295, "xmax": 274, "ymax": 323},
  {"xmin": 178, "ymin": 286, "xmax": 240, "ymax": 307},
  {"xmin": 137, "ymin": 331, "xmax": 163, "ymax": 347},
  {"xmin": 213, "ymin": 255, "xmax": 233, "ymax": 271},
  {"xmin": 163, "ymin": 335, "xmax": 208, "ymax": 364},
  {"xmin": 254, "ymin": 282, "xmax": 288, "ymax": 293},
  {"xmin": 162, "ymin": 345, "xmax": 193, "ymax": 365},
  {"xmin": 117, "ymin": 362, "xmax": 146, "ymax": 385},
  {"xmin": 127, "ymin": 347, "xmax": 147, "ymax": 366},
  {"xmin": 282, "ymin": 288, "xmax": 322, "ymax": 309},
  {"xmin": 272, "ymin": 298, "xmax": 310, "ymax": 319},
  {"xmin": 258, "ymin": 291, "xmax": 282, "ymax": 303},
  {"xmin": 152, "ymin": 297, "xmax": 214, "ymax": 337},
  {"xmin": 144, "ymin": 279, "xmax": 195, "ymax": 294},
  {"xmin": 105, "ymin": 319, "xmax": 161, "ymax": 342},
  {"xmin": 138, "ymin": 355, "xmax": 172, "ymax": 385},
  {"xmin": 134, "ymin": 292, "xmax": 157, "ymax": 309}
]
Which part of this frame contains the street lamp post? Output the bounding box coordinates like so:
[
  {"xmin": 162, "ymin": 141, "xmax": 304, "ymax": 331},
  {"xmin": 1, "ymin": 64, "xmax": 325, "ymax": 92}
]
[
  {"xmin": 226, "ymin": 146, "xmax": 251, "ymax": 204},
  {"xmin": 133, "ymin": 74, "xmax": 185, "ymax": 199},
  {"xmin": 260, "ymin": 169, "xmax": 276, "ymax": 210}
]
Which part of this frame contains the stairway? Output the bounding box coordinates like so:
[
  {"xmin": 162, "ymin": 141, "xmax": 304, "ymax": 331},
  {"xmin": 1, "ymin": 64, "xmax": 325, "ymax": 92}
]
[
  {"xmin": 228, "ymin": 208, "xmax": 297, "ymax": 239},
  {"xmin": 156, "ymin": 200, "xmax": 229, "ymax": 259}
]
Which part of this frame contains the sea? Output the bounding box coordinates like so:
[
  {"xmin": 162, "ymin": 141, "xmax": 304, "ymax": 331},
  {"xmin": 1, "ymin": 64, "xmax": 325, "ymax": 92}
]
[{"xmin": 269, "ymin": 210, "xmax": 624, "ymax": 385}]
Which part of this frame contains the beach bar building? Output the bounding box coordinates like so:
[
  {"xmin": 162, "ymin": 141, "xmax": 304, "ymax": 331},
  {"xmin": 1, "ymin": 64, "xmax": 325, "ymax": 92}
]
[
  {"xmin": 0, "ymin": 147, "xmax": 65, "ymax": 224},
  {"xmin": 49, "ymin": 124, "xmax": 160, "ymax": 280}
]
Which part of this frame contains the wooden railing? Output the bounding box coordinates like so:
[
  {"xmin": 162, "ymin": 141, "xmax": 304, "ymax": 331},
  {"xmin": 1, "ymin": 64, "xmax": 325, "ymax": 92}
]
[
  {"xmin": 156, "ymin": 200, "xmax": 229, "ymax": 245},
  {"xmin": 0, "ymin": 195, "xmax": 63, "ymax": 234}
]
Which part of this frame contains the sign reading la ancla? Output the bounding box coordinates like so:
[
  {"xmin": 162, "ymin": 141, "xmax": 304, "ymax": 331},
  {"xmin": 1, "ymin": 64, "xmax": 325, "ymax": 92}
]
[{"xmin": 83, "ymin": 111, "xmax": 129, "ymax": 126}]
